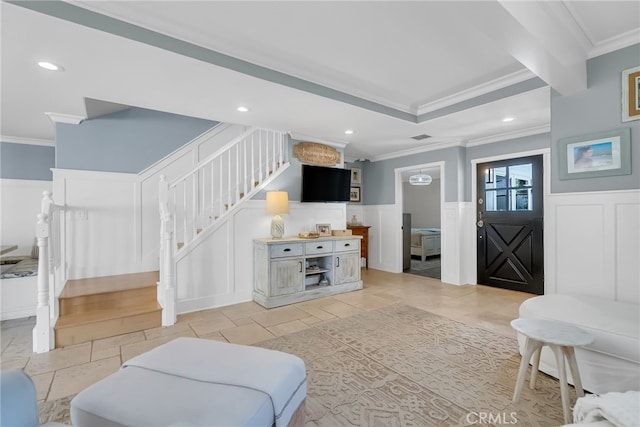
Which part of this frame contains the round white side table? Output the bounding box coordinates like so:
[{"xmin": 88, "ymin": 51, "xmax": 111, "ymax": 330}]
[{"xmin": 511, "ymin": 318, "xmax": 594, "ymax": 424}]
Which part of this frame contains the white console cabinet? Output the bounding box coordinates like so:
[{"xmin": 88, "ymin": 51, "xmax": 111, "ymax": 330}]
[{"xmin": 253, "ymin": 236, "xmax": 363, "ymax": 308}]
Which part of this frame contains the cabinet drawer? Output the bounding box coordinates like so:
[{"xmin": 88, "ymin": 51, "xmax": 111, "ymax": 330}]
[
  {"xmin": 334, "ymin": 239, "xmax": 359, "ymax": 252},
  {"xmin": 270, "ymin": 243, "xmax": 303, "ymax": 258},
  {"xmin": 305, "ymin": 241, "xmax": 332, "ymax": 255}
]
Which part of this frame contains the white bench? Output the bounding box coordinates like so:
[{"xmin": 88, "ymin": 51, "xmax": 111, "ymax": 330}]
[{"xmin": 518, "ymin": 295, "xmax": 639, "ymax": 394}]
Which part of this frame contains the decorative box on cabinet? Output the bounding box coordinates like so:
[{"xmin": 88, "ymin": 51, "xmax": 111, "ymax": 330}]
[
  {"xmin": 253, "ymin": 236, "xmax": 363, "ymax": 308},
  {"xmin": 347, "ymin": 225, "xmax": 371, "ymax": 268}
]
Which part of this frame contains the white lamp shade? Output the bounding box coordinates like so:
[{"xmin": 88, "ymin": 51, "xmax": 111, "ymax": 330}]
[
  {"xmin": 409, "ymin": 173, "xmax": 432, "ymax": 186},
  {"xmin": 265, "ymin": 191, "xmax": 289, "ymax": 215}
]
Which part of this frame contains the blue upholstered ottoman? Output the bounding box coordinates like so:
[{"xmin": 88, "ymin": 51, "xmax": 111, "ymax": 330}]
[{"xmin": 70, "ymin": 337, "xmax": 306, "ymax": 427}]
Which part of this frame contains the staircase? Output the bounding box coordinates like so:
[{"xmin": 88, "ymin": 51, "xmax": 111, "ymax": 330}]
[
  {"xmin": 54, "ymin": 272, "xmax": 161, "ymax": 347},
  {"xmin": 158, "ymin": 126, "xmax": 289, "ymax": 326},
  {"xmin": 33, "ymin": 124, "xmax": 289, "ymax": 352}
]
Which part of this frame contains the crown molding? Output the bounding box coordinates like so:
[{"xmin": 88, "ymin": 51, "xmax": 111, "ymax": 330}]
[
  {"xmin": 370, "ymin": 139, "xmax": 464, "ymax": 162},
  {"xmin": 465, "ymin": 124, "xmax": 550, "ymax": 147},
  {"xmin": 416, "ymin": 69, "xmax": 536, "ymax": 116},
  {"xmin": 0, "ymin": 135, "xmax": 55, "ymax": 147},
  {"xmin": 45, "ymin": 112, "xmax": 85, "ymax": 125},
  {"xmin": 288, "ymin": 132, "xmax": 348, "ymax": 149},
  {"xmin": 589, "ymin": 28, "xmax": 640, "ymax": 59}
]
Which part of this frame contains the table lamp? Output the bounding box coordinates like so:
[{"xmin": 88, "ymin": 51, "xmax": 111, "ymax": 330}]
[{"xmin": 266, "ymin": 191, "xmax": 289, "ymax": 239}]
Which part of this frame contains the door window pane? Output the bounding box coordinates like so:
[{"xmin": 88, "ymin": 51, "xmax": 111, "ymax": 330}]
[
  {"xmin": 484, "ymin": 163, "xmax": 534, "ymax": 212},
  {"xmin": 509, "ymin": 164, "xmax": 532, "ymax": 188},
  {"xmin": 485, "ymin": 167, "xmax": 507, "ymax": 189},
  {"xmin": 510, "ymin": 188, "xmax": 533, "ymax": 211},
  {"xmin": 484, "ymin": 189, "xmax": 508, "ymax": 211}
]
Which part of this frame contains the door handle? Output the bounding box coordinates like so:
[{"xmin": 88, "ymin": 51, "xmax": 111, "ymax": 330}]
[
  {"xmin": 299, "ymin": 261, "xmax": 303, "ymax": 273},
  {"xmin": 336, "ymin": 257, "xmax": 340, "ymax": 267},
  {"xmin": 476, "ymin": 220, "xmax": 484, "ymax": 228}
]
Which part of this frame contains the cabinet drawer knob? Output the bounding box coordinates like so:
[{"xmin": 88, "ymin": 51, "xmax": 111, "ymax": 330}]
[
  {"xmin": 283, "ymin": 248, "xmax": 291, "ymax": 252},
  {"xmin": 344, "ymin": 243, "xmax": 350, "ymax": 247},
  {"xmin": 316, "ymin": 245, "xmax": 323, "ymax": 249}
]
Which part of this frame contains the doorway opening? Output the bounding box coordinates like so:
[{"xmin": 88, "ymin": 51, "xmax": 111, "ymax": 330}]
[{"xmin": 397, "ymin": 164, "xmax": 444, "ymax": 279}]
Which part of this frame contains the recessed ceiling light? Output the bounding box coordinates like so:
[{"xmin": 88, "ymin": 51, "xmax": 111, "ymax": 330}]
[
  {"xmin": 345, "ymin": 129, "xmax": 354, "ymax": 135},
  {"xmin": 237, "ymin": 106, "xmax": 249, "ymax": 112},
  {"xmin": 37, "ymin": 61, "xmax": 64, "ymax": 71},
  {"xmin": 502, "ymin": 117, "xmax": 514, "ymax": 122}
]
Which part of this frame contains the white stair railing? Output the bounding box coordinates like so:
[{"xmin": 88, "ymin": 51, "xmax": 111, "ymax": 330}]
[
  {"xmin": 33, "ymin": 191, "xmax": 64, "ymax": 353},
  {"xmin": 158, "ymin": 127, "xmax": 289, "ymax": 325}
]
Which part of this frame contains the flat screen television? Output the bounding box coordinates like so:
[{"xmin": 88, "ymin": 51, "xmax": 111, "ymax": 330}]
[{"xmin": 301, "ymin": 165, "xmax": 351, "ymax": 202}]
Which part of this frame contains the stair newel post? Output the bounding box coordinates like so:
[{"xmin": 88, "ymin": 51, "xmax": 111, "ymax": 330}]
[
  {"xmin": 158, "ymin": 175, "xmax": 177, "ymax": 326},
  {"xmin": 33, "ymin": 193, "xmax": 53, "ymax": 352},
  {"xmin": 161, "ymin": 210, "xmax": 177, "ymax": 326}
]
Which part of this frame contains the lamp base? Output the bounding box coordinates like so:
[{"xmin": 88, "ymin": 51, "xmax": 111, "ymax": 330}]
[{"xmin": 271, "ymin": 214, "xmax": 284, "ymax": 239}]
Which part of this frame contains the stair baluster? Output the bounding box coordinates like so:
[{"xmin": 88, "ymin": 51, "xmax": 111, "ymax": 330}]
[{"xmin": 157, "ymin": 127, "xmax": 289, "ymax": 325}]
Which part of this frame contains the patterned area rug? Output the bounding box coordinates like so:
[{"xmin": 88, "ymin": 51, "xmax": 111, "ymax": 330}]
[{"xmin": 40, "ymin": 305, "xmax": 569, "ymax": 426}]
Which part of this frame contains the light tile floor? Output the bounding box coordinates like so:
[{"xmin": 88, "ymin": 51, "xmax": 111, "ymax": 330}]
[{"xmin": 0, "ymin": 269, "xmax": 534, "ymax": 405}]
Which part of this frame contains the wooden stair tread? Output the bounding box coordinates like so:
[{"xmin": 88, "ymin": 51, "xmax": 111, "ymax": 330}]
[
  {"xmin": 61, "ymin": 271, "xmax": 159, "ymax": 298},
  {"xmin": 56, "ymin": 301, "xmax": 162, "ymax": 328}
]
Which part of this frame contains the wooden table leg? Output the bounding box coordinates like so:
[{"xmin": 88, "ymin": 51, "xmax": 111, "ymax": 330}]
[
  {"xmin": 550, "ymin": 344, "xmax": 572, "ymax": 425},
  {"xmin": 513, "ymin": 337, "xmax": 542, "ymax": 403},
  {"xmin": 530, "ymin": 346, "xmax": 541, "ymax": 389},
  {"xmin": 563, "ymin": 346, "xmax": 585, "ymax": 397}
]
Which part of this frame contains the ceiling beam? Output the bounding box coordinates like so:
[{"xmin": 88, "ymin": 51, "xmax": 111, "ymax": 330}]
[{"xmin": 461, "ymin": 1, "xmax": 588, "ymax": 96}]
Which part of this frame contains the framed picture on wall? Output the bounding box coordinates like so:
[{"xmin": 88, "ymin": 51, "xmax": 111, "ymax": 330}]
[
  {"xmin": 351, "ymin": 168, "xmax": 362, "ymax": 185},
  {"xmin": 350, "ymin": 187, "xmax": 361, "ymax": 203},
  {"xmin": 558, "ymin": 128, "xmax": 631, "ymax": 180},
  {"xmin": 622, "ymin": 66, "xmax": 640, "ymax": 122}
]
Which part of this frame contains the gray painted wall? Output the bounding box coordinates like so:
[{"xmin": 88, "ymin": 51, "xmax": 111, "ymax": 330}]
[
  {"xmin": 56, "ymin": 107, "xmax": 218, "ymax": 173},
  {"xmin": 551, "ymin": 44, "xmax": 640, "ymax": 193},
  {"xmin": 361, "ymin": 146, "xmax": 464, "ymax": 204},
  {"xmin": 0, "ymin": 142, "xmax": 55, "ymax": 180}
]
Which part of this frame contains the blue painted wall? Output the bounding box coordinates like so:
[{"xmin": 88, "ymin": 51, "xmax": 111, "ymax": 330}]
[
  {"xmin": 0, "ymin": 142, "xmax": 55, "ymax": 180},
  {"xmin": 551, "ymin": 44, "xmax": 640, "ymax": 193},
  {"xmin": 56, "ymin": 107, "xmax": 218, "ymax": 173}
]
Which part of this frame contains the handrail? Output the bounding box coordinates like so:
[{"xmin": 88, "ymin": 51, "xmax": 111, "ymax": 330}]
[
  {"xmin": 157, "ymin": 126, "xmax": 289, "ymax": 326},
  {"xmin": 169, "ymin": 126, "xmax": 258, "ymax": 187}
]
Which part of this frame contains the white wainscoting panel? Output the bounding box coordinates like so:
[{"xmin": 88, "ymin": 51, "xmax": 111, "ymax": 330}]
[
  {"xmin": 0, "ymin": 179, "xmax": 52, "ymax": 254},
  {"xmin": 0, "ymin": 276, "xmax": 37, "ymax": 320},
  {"xmin": 53, "ymin": 169, "xmax": 157, "ymax": 279},
  {"xmin": 176, "ymin": 200, "xmax": 346, "ymax": 314},
  {"xmin": 441, "ymin": 202, "xmax": 474, "ymax": 286},
  {"xmin": 615, "ymin": 203, "xmax": 640, "ymax": 303},
  {"xmin": 546, "ymin": 190, "xmax": 640, "ymax": 304},
  {"xmin": 361, "ymin": 205, "xmax": 401, "ymax": 273},
  {"xmin": 176, "ymin": 221, "xmax": 236, "ymax": 313}
]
